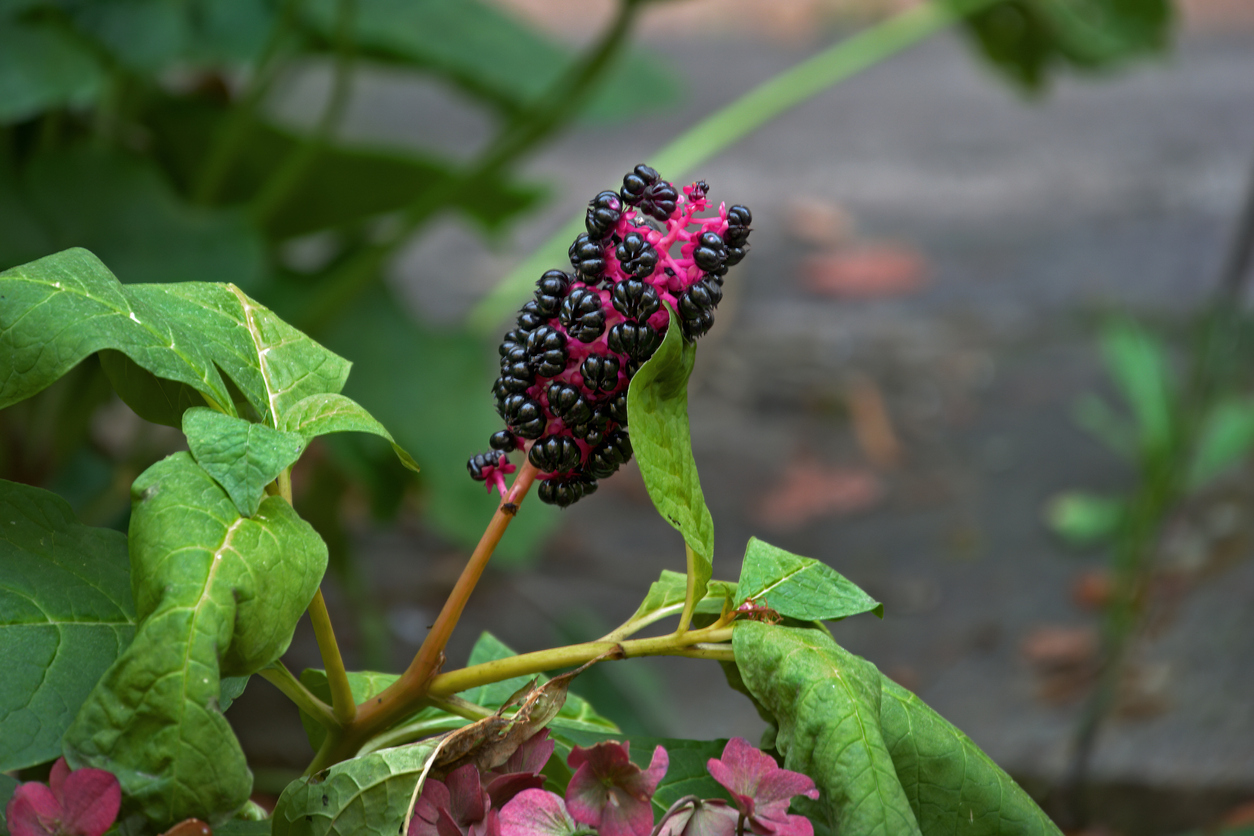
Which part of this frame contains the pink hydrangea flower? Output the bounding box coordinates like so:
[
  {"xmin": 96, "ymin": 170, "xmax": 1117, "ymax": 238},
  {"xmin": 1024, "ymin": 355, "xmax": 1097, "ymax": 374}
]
[
  {"xmin": 499, "ymin": 789, "xmax": 581, "ymax": 836},
  {"xmin": 564, "ymin": 741, "xmax": 668, "ymax": 836},
  {"xmin": 705, "ymin": 739, "xmax": 818, "ymax": 836},
  {"xmin": 4, "ymin": 757, "xmax": 121, "ymax": 836},
  {"xmin": 654, "ymin": 797, "xmax": 741, "ymax": 836}
]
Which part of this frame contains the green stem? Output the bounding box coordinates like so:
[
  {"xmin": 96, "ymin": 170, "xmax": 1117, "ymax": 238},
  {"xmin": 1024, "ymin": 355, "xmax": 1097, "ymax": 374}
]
[
  {"xmin": 193, "ymin": 0, "xmax": 303, "ymax": 205},
  {"xmin": 251, "ymin": 0, "xmax": 356, "ymax": 225},
  {"xmin": 676, "ymin": 543, "xmax": 700, "ymax": 635},
  {"xmin": 293, "ymin": 0, "xmax": 644, "ymax": 334},
  {"xmin": 307, "ymin": 461, "xmax": 539, "ymax": 771},
  {"xmin": 307, "ymin": 589, "xmax": 357, "ymax": 724},
  {"xmin": 466, "ymin": 0, "xmax": 1001, "ymax": 335},
  {"xmin": 259, "ymin": 661, "xmax": 338, "ymax": 730},
  {"xmin": 426, "ymin": 626, "xmax": 734, "ymax": 696}
]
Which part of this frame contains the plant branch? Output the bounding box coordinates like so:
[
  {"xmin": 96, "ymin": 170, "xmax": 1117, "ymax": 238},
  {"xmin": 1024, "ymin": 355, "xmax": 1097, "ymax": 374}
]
[
  {"xmin": 676, "ymin": 543, "xmax": 700, "ymax": 634},
  {"xmin": 308, "ymin": 460, "xmax": 540, "ymax": 769},
  {"xmin": 426, "ymin": 625, "xmax": 734, "ymax": 696},
  {"xmin": 259, "ymin": 661, "xmax": 338, "ymax": 730},
  {"xmin": 308, "ymin": 589, "xmax": 357, "ymax": 724},
  {"xmin": 467, "ymin": 0, "xmax": 1002, "ymax": 335}
]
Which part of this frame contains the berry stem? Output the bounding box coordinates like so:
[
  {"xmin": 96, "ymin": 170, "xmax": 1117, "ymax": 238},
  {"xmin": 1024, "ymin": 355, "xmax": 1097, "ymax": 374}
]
[
  {"xmin": 308, "ymin": 588, "xmax": 357, "ymax": 725},
  {"xmin": 309, "ymin": 459, "xmax": 540, "ymax": 770}
]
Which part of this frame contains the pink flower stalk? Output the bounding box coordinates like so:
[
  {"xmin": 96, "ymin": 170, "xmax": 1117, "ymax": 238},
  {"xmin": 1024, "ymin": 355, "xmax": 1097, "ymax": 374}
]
[
  {"xmin": 4, "ymin": 757, "xmax": 121, "ymax": 836},
  {"xmin": 704, "ymin": 739, "xmax": 818, "ymax": 836},
  {"xmin": 564, "ymin": 741, "xmax": 668, "ymax": 836},
  {"xmin": 470, "ymin": 165, "xmax": 753, "ymax": 508}
]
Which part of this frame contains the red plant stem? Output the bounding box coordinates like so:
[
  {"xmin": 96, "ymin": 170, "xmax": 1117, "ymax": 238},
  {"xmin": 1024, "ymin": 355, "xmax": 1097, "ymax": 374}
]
[{"xmin": 311, "ymin": 459, "xmax": 539, "ymax": 769}]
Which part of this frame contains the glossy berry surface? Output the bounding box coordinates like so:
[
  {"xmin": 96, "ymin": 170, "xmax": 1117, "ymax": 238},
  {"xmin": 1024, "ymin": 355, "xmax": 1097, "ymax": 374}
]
[{"xmin": 471, "ymin": 165, "xmax": 752, "ymax": 506}]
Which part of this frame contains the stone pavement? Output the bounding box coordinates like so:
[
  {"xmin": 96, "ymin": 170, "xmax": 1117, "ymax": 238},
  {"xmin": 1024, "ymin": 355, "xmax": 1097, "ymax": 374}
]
[{"xmin": 231, "ymin": 22, "xmax": 1254, "ymax": 832}]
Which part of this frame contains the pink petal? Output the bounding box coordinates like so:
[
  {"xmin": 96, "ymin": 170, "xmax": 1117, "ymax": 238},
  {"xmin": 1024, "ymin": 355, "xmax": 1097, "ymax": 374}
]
[
  {"xmin": 707, "ymin": 738, "xmax": 816, "ymax": 822},
  {"xmin": 485, "ymin": 773, "xmax": 548, "ymax": 810},
  {"xmin": 563, "ymin": 761, "xmax": 608, "ymax": 827},
  {"xmin": 438, "ymin": 806, "xmax": 468, "ymax": 836},
  {"xmin": 499, "ymin": 789, "xmax": 578, "ymax": 836},
  {"xmin": 501, "ymin": 731, "xmax": 555, "ymax": 777},
  {"xmin": 750, "ymin": 812, "xmax": 814, "ymax": 836},
  {"xmin": 48, "ymin": 759, "xmax": 71, "ymax": 797},
  {"xmin": 640, "ymin": 746, "xmax": 669, "ymax": 797},
  {"xmin": 594, "ymin": 790, "xmax": 655, "ymax": 836},
  {"xmin": 681, "ymin": 801, "xmax": 741, "ymax": 836},
  {"xmin": 58, "ymin": 766, "xmax": 121, "ymax": 836},
  {"xmin": 445, "ymin": 765, "xmax": 488, "ymax": 825},
  {"xmin": 6, "ymin": 782, "xmax": 63, "ymax": 836}
]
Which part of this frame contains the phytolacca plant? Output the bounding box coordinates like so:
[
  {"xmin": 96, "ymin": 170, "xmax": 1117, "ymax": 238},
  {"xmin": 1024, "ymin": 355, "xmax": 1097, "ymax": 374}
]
[
  {"xmin": 468, "ymin": 165, "xmax": 752, "ymax": 507},
  {"xmin": 4, "ymin": 758, "xmax": 120, "ymax": 836}
]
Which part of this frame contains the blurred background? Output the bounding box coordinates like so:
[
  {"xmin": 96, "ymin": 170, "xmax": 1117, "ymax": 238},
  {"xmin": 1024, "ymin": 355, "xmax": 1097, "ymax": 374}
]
[{"xmin": 2, "ymin": 0, "xmax": 1253, "ymax": 832}]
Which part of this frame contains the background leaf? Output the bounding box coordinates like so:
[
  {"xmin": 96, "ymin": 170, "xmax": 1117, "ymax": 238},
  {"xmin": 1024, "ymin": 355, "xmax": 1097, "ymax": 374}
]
[
  {"xmin": 184, "ymin": 407, "xmax": 307, "ymax": 516},
  {"xmin": 1187, "ymin": 398, "xmax": 1254, "ymax": 488},
  {"xmin": 962, "ymin": 0, "xmax": 1173, "ymax": 90},
  {"xmin": 733, "ymin": 623, "xmax": 922, "ymax": 836},
  {"xmin": 1043, "ymin": 491, "xmax": 1126, "ymax": 547},
  {"xmin": 0, "ymin": 146, "xmax": 264, "ymax": 290},
  {"xmin": 143, "ymin": 97, "xmax": 544, "ymax": 240},
  {"xmin": 879, "ymin": 676, "xmax": 1063, "ymax": 836},
  {"xmin": 64, "ymin": 453, "xmax": 328, "ymax": 827},
  {"xmin": 0, "ymin": 479, "xmax": 135, "ymax": 772},
  {"xmin": 281, "ymin": 392, "xmax": 419, "ymax": 473},
  {"xmin": 735, "ymin": 537, "xmax": 883, "ymax": 621},
  {"xmin": 1100, "ymin": 318, "xmax": 1176, "ymax": 457},
  {"xmin": 295, "ymin": 0, "xmax": 677, "ymax": 123},
  {"xmin": 627, "ymin": 310, "xmax": 714, "ymax": 600},
  {"xmin": 0, "ymin": 19, "xmax": 104, "ymax": 124},
  {"xmin": 271, "ymin": 740, "xmax": 440, "ymax": 836}
]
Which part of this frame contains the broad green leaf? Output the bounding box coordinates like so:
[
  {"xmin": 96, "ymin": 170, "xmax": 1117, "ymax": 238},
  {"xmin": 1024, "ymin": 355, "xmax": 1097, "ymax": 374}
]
[
  {"xmin": 272, "ymin": 741, "xmax": 441, "ymax": 836},
  {"xmin": 214, "ymin": 820, "xmax": 274, "ymax": 836},
  {"xmin": 0, "ymin": 248, "xmax": 351, "ymax": 428},
  {"xmin": 0, "ymin": 19, "xmax": 104, "ymax": 123},
  {"xmin": 733, "ymin": 623, "xmax": 922, "ymax": 836},
  {"xmin": 879, "ymin": 675, "xmax": 1063, "ymax": 836},
  {"xmin": 1100, "ymin": 318, "xmax": 1176, "ymax": 457},
  {"xmin": 629, "ymin": 569, "xmax": 736, "ymax": 624},
  {"xmin": 298, "ymin": 668, "xmax": 433, "ymax": 753},
  {"xmin": 98, "ymin": 349, "xmax": 206, "ymax": 428},
  {"xmin": 184, "ymin": 407, "xmax": 307, "ymax": 516},
  {"xmin": 143, "ymin": 97, "xmax": 543, "ymax": 239},
  {"xmin": 0, "ymin": 480, "xmax": 136, "ymax": 772},
  {"xmin": 220, "ymin": 675, "xmax": 250, "ymax": 713},
  {"xmin": 281, "ymin": 392, "xmax": 419, "ymax": 473},
  {"xmin": 64, "ymin": 453, "xmax": 328, "ymax": 827},
  {"xmin": 297, "ymin": 0, "xmax": 678, "ymax": 124},
  {"xmin": 1188, "ymin": 398, "xmax": 1254, "ymax": 489},
  {"xmin": 962, "ymin": 0, "xmax": 1172, "ymax": 91},
  {"xmin": 0, "ymin": 146, "xmax": 264, "ymax": 290},
  {"xmin": 735, "ymin": 537, "xmax": 883, "ymax": 621},
  {"xmin": 627, "ymin": 308, "xmax": 714, "ymax": 602},
  {"xmin": 324, "ymin": 289, "xmax": 557, "ymax": 562},
  {"xmin": 1043, "ymin": 491, "xmax": 1125, "ymax": 547}
]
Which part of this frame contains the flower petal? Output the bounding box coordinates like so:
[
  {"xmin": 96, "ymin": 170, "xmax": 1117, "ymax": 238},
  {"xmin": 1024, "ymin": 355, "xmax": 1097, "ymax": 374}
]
[
  {"xmin": 500, "ymin": 789, "xmax": 579, "ymax": 836},
  {"xmin": 58, "ymin": 766, "xmax": 121, "ymax": 836},
  {"xmin": 6, "ymin": 782, "xmax": 62, "ymax": 836}
]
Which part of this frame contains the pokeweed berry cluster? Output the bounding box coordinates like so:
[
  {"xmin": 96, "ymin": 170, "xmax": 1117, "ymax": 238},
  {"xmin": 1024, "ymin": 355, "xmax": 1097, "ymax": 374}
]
[{"xmin": 468, "ymin": 164, "xmax": 752, "ymax": 507}]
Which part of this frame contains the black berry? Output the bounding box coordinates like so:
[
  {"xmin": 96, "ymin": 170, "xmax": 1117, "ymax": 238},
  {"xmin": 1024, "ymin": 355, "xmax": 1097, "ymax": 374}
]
[
  {"xmin": 585, "ymin": 190, "xmax": 623, "ymax": 240},
  {"xmin": 569, "ymin": 233, "xmax": 607, "ymax": 281},
  {"xmin": 580, "ymin": 353, "xmax": 620, "ymax": 393},
  {"xmin": 607, "ymin": 321, "xmax": 662, "ymax": 365},
  {"xmin": 611, "ymin": 278, "xmax": 661, "ymax": 322},
  {"xmin": 559, "ymin": 287, "xmax": 607, "ymax": 343},
  {"xmin": 528, "ymin": 435, "xmax": 582, "ymax": 474},
  {"xmin": 615, "ymin": 232, "xmax": 658, "ymax": 278}
]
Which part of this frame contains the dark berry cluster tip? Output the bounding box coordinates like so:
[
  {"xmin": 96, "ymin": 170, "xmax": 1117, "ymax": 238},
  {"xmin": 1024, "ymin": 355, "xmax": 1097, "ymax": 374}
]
[{"xmin": 469, "ymin": 165, "xmax": 753, "ymax": 507}]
